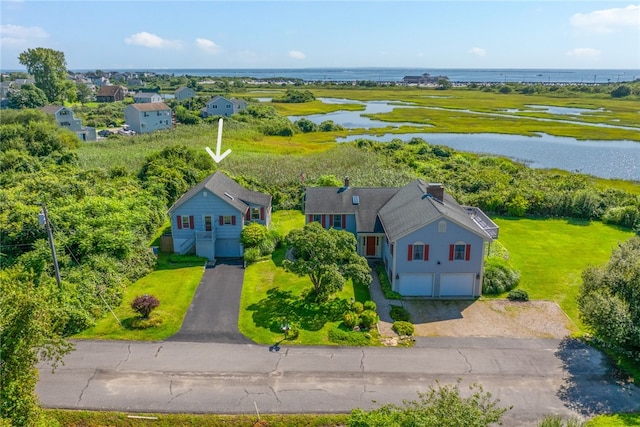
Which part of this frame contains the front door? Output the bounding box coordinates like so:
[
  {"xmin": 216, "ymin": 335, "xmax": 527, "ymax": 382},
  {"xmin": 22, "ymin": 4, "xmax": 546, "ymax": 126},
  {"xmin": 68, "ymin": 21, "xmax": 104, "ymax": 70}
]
[
  {"xmin": 366, "ymin": 236, "xmax": 376, "ymax": 256},
  {"xmin": 204, "ymin": 216, "xmax": 212, "ymax": 231}
]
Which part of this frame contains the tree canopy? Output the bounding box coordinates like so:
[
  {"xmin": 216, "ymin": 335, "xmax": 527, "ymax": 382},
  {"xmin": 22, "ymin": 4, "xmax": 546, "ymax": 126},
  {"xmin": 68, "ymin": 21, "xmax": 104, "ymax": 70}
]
[
  {"xmin": 578, "ymin": 236, "xmax": 640, "ymax": 350},
  {"xmin": 6, "ymin": 83, "xmax": 48, "ymax": 109},
  {"xmin": 18, "ymin": 47, "xmax": 68, "ymax": 103},
  {"xmin": 283, "ymin": 221, "xmax": 371, "ymax": 301}
]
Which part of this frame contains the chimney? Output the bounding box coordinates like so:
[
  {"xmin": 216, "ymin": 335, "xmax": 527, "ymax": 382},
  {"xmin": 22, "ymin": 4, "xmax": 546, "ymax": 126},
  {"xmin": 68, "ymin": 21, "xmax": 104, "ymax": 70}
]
[
  {"xmin": 426, "ymin": 183, "xmax": 444, "ymax": 202},
  {"xmin": 344, "ymin": 176, "xmax": 350, "ymax": 188}
]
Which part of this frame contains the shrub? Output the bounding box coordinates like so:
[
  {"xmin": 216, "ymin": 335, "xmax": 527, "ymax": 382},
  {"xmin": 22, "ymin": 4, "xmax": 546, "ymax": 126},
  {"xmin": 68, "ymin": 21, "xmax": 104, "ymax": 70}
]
[
  {"xmin": 130, "ymin": 314, "xmax": 163, "ymax": 329},
  {"xmin": 537, "ymin": 415, "xmax": 583, "ymax": 427},
  {"xmin": 286, "ymin": 323, "xmax": 300, "ymax": 340},
  {"xmin": 352, "ymin": 301, "xmax": 364, "ymax": 314},
  {"xmin": 483, "ymin": 258, "xmax": 521, "ymax": 295},
  {"xmin": 392, "ymin": 321, "xmax": 415, "ymax": 336},
  {"xmin": 390, "ymin": 305, "xmax": 411, "ymax": 322},
  {"xmin": 360, "ymin": 310, "xmax": 379, "ymax": 329},
  {"xmin": 241, "ymin": 222, "xmax": 269, "ymax": 248},
  {"xmin": 131, "ymin": 294, "xmax": 160, "ymax": 319},
  {"xmin": 244, "ymin": 247, "xmax": 261, "ymax": 265},
  {"xmin": 328, "ymin": 327, "xmax": 372, "ymax": 346},
  {"xmin": 343, "ymin": 311, "xmax": 359, "ymax": 328},
  {"xmin": 507, "ymin": 289, "xmax": 529, "ymax": 301},
  {"xmin": 363, "ymin": 301, "xmax": 377, "ymax": 312},
  {"xmin": 375, "ymin": 265, "xmax": 401, "ymax": 300},
  {"xmin": 258, "ymin": 238, "xmax": 276, "ymax": 256}
]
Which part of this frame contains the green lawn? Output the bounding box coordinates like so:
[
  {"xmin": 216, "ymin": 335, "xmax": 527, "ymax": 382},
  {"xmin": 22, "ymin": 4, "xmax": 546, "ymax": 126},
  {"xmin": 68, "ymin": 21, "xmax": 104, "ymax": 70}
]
[
  {"xmin": 492, "ymin": 217, "xmax": 636, "ymax": 329},
  {"xmin": 586, "ymin": 413, "xmax": 640, "ymax": 427},
  {"xmin": 74, "ymin": 253, "xmax": 206, "ymax": 340}
]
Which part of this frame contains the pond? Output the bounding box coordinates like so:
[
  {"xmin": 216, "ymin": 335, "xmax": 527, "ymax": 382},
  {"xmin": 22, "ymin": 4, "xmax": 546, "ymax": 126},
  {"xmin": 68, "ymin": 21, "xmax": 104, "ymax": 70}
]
[{"xmin": 292, "ymin": 98, "xmax": 640, "ymax": 181}]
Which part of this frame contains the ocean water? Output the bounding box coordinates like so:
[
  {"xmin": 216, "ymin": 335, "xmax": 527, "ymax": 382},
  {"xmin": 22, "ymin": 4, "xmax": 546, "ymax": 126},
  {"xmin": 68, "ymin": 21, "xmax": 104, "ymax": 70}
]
[{"xmin": 110, "ymin": 68, "xmax": 639, "ymax": 84}]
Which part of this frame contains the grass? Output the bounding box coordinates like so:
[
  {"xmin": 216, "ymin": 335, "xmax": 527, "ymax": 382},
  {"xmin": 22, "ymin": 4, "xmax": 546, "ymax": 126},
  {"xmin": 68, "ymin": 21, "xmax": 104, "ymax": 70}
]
[
  {"xmin": 491, "ymin": 217, "xmax": 636, "ymax": 330},
  {"xmin": 586, "ymin": 413, "xmax": 640, "ymax": 426},
  {"xmin": 73, "ymin": 253, "xmax": 206, "ymax": 340},
  {"xmin": 238, "ymin": 210, "xmax": 376, "ymax": 345}
]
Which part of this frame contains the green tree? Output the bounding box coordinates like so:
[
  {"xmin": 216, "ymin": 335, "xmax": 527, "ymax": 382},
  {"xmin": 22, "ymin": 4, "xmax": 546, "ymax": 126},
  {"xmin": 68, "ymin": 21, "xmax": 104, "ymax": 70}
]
[
  {"xmin": 75, "ymin": 82, "xmax": 94, "ymax": 104},
  {"xmin": 6, "ymin": 84, "xmax": 48, "ymax": 109},
  {"xmin": 610, "ymin": 85, "xmax": 631, "ymax": 98},
  {"xmin": 283, "ymin": 221, "xmax": 371, "ymax": 301},
  {"xmin": 577, "ymin": 237, "xmax": 640, "ymax": 349},
  {"xmin": 18, "ymin": 47, "xmax": 68, "ymax": 103},
  {"xmin": 0, "ymin": 266, "xmax": 73, "ymax": 426},
  {"xmin": 347, "ymin": 380, "xmax": 510, "ymax": 427},
  {"xmin": 240, "ymin": 222, "xmax": 269, "ymax": 248}
]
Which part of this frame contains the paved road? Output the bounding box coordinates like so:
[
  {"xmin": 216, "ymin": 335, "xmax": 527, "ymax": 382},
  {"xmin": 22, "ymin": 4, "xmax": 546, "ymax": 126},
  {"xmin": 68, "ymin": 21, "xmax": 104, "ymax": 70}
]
[
  {"xmin": 167, "ymin": 260, "xmax": 251, "ymax": 344},
  {"xmin": 37, "ymin": 337, "xmax": 640, "ymax": 426}
]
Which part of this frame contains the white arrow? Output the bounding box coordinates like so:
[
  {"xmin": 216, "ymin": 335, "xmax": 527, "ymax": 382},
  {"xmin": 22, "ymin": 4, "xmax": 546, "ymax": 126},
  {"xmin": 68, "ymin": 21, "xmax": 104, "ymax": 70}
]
[{"xmin": 205, "ymin": 118, "xmax": 231, "ymax": 163}]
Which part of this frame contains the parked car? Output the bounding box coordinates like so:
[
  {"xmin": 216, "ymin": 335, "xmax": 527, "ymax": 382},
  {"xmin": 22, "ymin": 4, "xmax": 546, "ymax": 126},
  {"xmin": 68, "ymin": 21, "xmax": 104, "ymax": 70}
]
[{"xmin": 98, "ymin": 129, "xmax": 115, "ymax": 137}]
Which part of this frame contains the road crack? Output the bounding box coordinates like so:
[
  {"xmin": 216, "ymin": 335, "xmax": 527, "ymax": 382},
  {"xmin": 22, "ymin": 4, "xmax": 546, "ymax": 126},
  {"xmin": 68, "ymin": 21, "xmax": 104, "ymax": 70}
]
[
  {"xmin": 168, "ymin": 377, "xmax": 192, "ymax": 403},
  {"xmin": 77, "ymin": 370, "xmax": 98, "ymax": 404},
  {"xmin": 114, "ymin": 344, "xmax": 131, "ymax": 369},
  {"xmin": 457, "ymin": 349, "xmax": 472, "ymax": 373},
  {"xmin": 155, "ymin": 345, "xmax": 163, "ymax": 358}
]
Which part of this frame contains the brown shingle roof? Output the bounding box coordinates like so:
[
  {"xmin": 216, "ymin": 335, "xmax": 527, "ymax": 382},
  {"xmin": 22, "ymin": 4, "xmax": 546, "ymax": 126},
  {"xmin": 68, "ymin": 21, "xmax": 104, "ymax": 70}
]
[
  {"xmin": 128, "ymin": 102, "xmax": 171, "ymax": 112},
  {"xmin": 96, "ymin": 85, "xmax": 124, "ymax": 96}
]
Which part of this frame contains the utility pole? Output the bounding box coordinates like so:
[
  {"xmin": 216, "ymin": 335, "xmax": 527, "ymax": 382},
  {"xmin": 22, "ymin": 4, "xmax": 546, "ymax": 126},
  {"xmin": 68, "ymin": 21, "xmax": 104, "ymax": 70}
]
[{"xmin": 39, "ymin": 202, "xmax": 62, "ymax": 289}]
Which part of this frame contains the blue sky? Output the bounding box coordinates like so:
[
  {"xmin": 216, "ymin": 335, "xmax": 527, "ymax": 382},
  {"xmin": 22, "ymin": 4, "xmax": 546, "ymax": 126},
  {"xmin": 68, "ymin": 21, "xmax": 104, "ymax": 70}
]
[{"xmin": 1, "ymin": 1, "xmax": 639, "ymax": 71}]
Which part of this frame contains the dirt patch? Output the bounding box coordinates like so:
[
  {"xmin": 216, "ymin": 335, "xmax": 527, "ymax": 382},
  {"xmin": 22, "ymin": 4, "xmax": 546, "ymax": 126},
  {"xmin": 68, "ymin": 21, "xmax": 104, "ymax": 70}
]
[{"xmin": 379, "ymin": 299, "xmax": 577, "ymax": 339}]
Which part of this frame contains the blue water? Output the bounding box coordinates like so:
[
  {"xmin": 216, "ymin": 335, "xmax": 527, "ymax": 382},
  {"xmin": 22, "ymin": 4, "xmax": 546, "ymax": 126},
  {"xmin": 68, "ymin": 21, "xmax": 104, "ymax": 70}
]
[{"xmin": 75, "ymin": 67, "xmax": 640, "ymax": 84}]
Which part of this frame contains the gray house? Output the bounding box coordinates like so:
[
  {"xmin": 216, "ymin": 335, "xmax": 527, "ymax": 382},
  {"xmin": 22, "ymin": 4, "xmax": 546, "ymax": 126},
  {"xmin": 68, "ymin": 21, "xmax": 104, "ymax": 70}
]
[
  {"xmin": 304, "ymin": 178, "xmax": 498, "ymax": 298},
  {"xmin": 168, "ymin": 171, "xmax": 272, "ymax": 260},
  {"xmin": 133, "ymin": 92, "xmax": 163, "ymax": 103},
  {"xmin": 174, "ymin": 86, "xmax": 196, "ymax": 101},
  {"xmin": 41, "ymin": 105, "xmax": 97, "ymax": 141},
  {"xmin": 201, "ymin": 95, "xmax": 247, "ymax": 118},
  {"xmin": 124, "ymin": 102, "xmax": 172, "ymax": 134}
]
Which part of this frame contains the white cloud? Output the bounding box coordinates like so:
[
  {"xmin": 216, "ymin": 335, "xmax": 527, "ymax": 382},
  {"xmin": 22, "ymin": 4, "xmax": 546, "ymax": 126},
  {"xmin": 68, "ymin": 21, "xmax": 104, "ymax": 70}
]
[
  {"xmin": 468, "ymin": 47, "xmax": 486, "ymax": 57},
  {"xmin": 195, "ymin": 38, "xmax": 221, "ymax": 54},
  {"xmin": 566, "ymin": 47, "xmax": 602, "ymax": 58},
  {"xmin": 289, "ymin": 50, "xmax": 306, "ymax": 59},
  {"xmin": 571, "ymin": 5, "xmax": 640, "ymax": 33},
  {"xmin": 0, "ymin": 24, "xmax": 48, "ymax": 48},
  {"xmin": 124, "ymin": 32, "xmax": 181, "ymax": 49}
]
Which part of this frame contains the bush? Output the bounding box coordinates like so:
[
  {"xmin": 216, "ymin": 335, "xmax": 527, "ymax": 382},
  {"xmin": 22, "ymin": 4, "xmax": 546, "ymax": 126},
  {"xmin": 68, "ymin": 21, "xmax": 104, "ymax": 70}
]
[
  {"xmin": 343, "ymin": 311, "xmax": 359, "ymax": 328},
  {"xmin": 375, "ymin": 265, "xmax": 401, "ymax": 300},
  {"xmin": 131, "ymin": 294, "xmax": 160, "ymax": 319},
  {"xmin": 352, "ymin": 301, "xmax": 364, "ymax": 314},
  {"xmin": 360, "ymin": 310, "xmax": 379, "ymax": 329},
  {"xmin": 363, "ymin": 301, "xmax": 377, "ymax": 311},
  {"xmin": 241, "ymin": 222, "xmax": 269, "ymax": 248},
  {"xmin": 392, "ymin": 321, "xmax": 415, "ymax": 336},
  {"xmin": 328, "ymin": 327, "xmax": 373, "ymax": 346},
  {"xmin": 258, "ymin": 238, "xmax": 277, "ymax": 256},
  {"xmin": 537, "ymin": 415, "xmax": 583, "ymax": 427},
  {"xmin": 244, "ymin": 247, "xmax": 261, "ymax": 265},
  {"xmin": 507, "ymin": 289, "xmax": 529, "ymax": 301},
  {"xmin": 130, "ymin": 314, "xmax": 163, "ymax": 329},
  {"xmin": 390, "ymin": 305, "xmax": 411, "ymax": 322},
  {"xmin": 483, "ymin": 258, "xmax": 520, "ymax": 295}
]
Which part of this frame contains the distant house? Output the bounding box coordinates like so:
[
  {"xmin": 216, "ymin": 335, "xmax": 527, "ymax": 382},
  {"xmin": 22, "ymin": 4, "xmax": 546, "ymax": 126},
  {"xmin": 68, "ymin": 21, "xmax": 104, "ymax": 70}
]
[
  {"xmin": 304, "ymin": 178, "xmax": 498, "ymax": 298},
  {"xmin": 133, "ymin": 92, "xmax": 163, "ymax": 103},
  {"xmin": 168, "ymin": 171, "xmax": 272, "ymax": 259},
  {"xmin": 96, "ymin": 85, "xmax": 126, "ymax": 102},
  {"xmin": 201, "ymin": 95, "xmax": 247, "ymax": 118},
  {"xmin": 41, "ymin": 105, "xmax": 97, "ymax": 141},
  {"xmin": 124, "ymin": 102, "xmax": 172, "ymax": 134},
  {"xmin": 402, "ymin": 73, "xmax": 449, "ymax": 85},
  {"xmin": 174, "ymin": 86, "xmax": 196, "ymax": 101},
  {"xmin": 91, "ymin": 76, "xmax": 110, "ymax": 87}
]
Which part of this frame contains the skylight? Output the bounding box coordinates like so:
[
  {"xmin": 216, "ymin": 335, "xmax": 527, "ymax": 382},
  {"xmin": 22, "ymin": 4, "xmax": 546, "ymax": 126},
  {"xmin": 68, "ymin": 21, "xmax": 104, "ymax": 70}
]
[
  {"xmin": 224, "ymin": 192, "xmax": 234, "ymax": 200},
  {"xmin": 352, "ymin": 195, "xmax": 360, "ymax": 205}
]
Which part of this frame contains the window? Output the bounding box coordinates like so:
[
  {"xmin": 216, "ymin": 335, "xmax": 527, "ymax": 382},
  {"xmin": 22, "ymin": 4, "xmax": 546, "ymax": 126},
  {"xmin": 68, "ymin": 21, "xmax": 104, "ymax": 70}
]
[
  {"xmin": 223, "ymin": 215, "xmax": 233, "ymax": 225},
  {"xmin": 251, "ymin": 208, "xmax": 260, "ymax": 220},
  {"xmin": 60, "ymin": 121, "xmax": 71, "ymax": 126},
  {"xmin": 438, "ymin": 220, "xmax": 447, "ymax": 233},
  {"xmin": 413, "ymin": 244, "xmax": 424, "ymax": 260},
  {"xmin": 59, "ymin": 110, "xmax": 68, "ymax": 115},
  {"xmin": 212, "ymin": 105, "xmax": 218, "ymax": 109},
  {"xmin": 333, "ymin": 215, "xmax": 342, "ymax": 228},
  {"xmin": 181, "ymin": 216, "xmax": 191, "ymax": 229},
  {"xmin": 204, "ymin": 216, "xmax": 212, "ymax": 232},
  {"xmin": 454, "ymin": 244, "xmax": 466, "ymax": 260},
  {"xmin": 144, "ymin": 112, "xmax": 149, "ymax": 117},
  {"xmin": 408, "ymin": 243, "xmax": 429, "ymax": 261},
  {"xmin": 313, "ymin": 214, "xmax": 322, "ymax": 223}
]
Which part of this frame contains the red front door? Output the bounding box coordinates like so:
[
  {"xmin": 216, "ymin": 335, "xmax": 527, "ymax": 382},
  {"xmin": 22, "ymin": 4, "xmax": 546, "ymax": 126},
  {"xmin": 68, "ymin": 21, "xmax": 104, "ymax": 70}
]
[{"xmin": 366, "ymin": 236, "xmax": 376, "ymax": 256}]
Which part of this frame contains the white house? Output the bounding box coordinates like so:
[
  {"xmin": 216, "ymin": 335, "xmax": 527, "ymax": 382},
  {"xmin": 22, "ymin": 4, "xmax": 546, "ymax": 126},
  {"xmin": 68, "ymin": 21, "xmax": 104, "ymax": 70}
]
[
  {"xmin": 201, "ymin": 95, "xmax": 247, "ymax": 118},
  {"xmin": 124, "ymin": 102, "xmax": 172, "ymax": 134},
  {"xmin": 41, "ymin": 105, "xmax": 97, "ymax": 141},
  {"xmin": 133, "ymin": 92, "xmax": 163, "ymax": 103}
]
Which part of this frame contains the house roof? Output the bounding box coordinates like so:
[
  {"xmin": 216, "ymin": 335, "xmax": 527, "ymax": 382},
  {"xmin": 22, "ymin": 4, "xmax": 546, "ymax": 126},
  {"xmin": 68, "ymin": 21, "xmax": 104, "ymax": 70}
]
[
  {"xmin": 96, "ymin": 85, "xmax": 124, "ymax": 96},
  {"xmin": 378, "ymin": 179, "xmax": 490, "ymax": 242},
  {"xmin": 134, "ymin": 92, "xmax": 160, "ymax": 98},
  {"xmin": 304, "ymin": 186, "xmax": 397, "ymax": 233},
  {"xmin": 175, "ymin": 86, "xmax": 194, "ymax": 94},
  {"xmin": 127, "ymin": 102, "xmax": 171, "ymax": 112},
  {"xmin": 41, "ymin": 105, "xmax": 65, "ymax": 114},
  {"xmin": 168, "ymin": 171, "xmax": 272, "ymax": 214}
]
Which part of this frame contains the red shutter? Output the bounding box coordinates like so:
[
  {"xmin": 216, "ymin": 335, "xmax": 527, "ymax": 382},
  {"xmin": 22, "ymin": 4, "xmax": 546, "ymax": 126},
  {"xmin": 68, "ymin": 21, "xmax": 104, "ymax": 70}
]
[
  {"xmin": 189, "ymin": 216, "xmax": 194, "ymax": 229},
  {"xmin": 260, "ymin": 207, "xmax": 265, "ymax": 220},
  {"xmin": 465, "ymin": 244, "xmax": 471, "ymax": 261},
  {"xmin": 232, "ymin": 216, "xmax": 236, "ymax": 225},
  {"xmin": 321, "ymin": 215, "xmax": 326, "ymax": 228},
  {"xmin": 219, "ymin": 216, "xmax": 224, "ymax": 225},
  {"xmin": 341, "ymin": 214, "xmax": 346, "ymax": 229},
  {"xmin": 307, "ymin": 214, "xmax": 312, "ymax": 223},
  {"xmin": 449, "ymin": 245, "xmax": 454, "ymax": 261},
  {"xmin": 245, "ymin": 209, "xmax": 250, "ymax": 220},
  {"xmin": 177, "ymin": 215, "xmax": 182, "ymax": 229},
  {"xmin": 424, "ymin": 244, "xmax": 429, "ymax": 261},
  {"xmin": 329, "ymin": 215, "xmax": 334, "ymax": 228},
  {"xmin": 407, "ymin": 244, "xmax": 413, "ymax": 261}
]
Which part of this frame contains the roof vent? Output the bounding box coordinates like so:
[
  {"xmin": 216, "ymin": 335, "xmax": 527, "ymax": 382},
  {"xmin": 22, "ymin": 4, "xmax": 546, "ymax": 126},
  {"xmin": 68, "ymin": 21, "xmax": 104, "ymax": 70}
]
[
  {"xmin": 352, "ymin": 195, "xmax": 360, "ymax": 205},
  {"xmin": 224, "ymin": 192, "xmax": 234, "ymax": 200}
]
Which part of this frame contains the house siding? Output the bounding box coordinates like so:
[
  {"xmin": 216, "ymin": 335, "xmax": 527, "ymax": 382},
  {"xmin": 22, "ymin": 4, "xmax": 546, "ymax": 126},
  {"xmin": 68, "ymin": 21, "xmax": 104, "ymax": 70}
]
[
  {"xmin": 203, "ymin": 96, "xmax": 247, "ymax": 118},
  {"xmin": 124, "ymin": 104, "xmax": 172, "ymax": 134}
]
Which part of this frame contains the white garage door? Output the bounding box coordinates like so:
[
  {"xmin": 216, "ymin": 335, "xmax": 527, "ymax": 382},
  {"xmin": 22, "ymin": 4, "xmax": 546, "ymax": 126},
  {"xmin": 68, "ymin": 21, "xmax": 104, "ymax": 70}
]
[
  {"xmin": 398, "ymin": 273, "xmax": 434, "ymax": 297},
  {"xmin": 440, "ymin": 273, "xmax": 475, "ymax": 297},
  {"xmin": 215, "ymin": 238, "xmax": 242, "ymax": 258}
]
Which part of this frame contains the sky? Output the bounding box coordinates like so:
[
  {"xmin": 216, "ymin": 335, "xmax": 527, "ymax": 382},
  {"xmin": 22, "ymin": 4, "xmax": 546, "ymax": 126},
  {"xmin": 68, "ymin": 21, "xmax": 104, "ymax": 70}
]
[{"xmin": 1, "ymin": 1, "xmax": 639, "ymax": 71}]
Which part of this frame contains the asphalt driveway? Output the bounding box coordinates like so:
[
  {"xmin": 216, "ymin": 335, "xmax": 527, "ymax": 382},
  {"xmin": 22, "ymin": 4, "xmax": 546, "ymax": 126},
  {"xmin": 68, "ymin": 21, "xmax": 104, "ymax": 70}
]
[{"xmin": 167, "ymin": 259, "xmax": 252, "ymax": 344}]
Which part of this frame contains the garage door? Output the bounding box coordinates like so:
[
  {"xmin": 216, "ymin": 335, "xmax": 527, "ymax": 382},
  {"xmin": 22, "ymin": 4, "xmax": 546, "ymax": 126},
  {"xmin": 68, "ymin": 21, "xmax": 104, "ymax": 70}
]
[
  {"xmin": 440, "ymin": 273, "xmax": 475, "ymax": 297},
  {"xmin": 398, "ymin": 273, "xmax": 434, "ymax": 296},
  {"xmin": 215, "ymin": 238, "xmax": 242, "ymax": 258}
]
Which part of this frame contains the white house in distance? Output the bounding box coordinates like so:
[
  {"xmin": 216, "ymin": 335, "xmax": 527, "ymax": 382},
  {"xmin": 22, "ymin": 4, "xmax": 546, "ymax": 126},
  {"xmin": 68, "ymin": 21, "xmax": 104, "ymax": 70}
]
[
  {"xmin": 124, "ymin": 102, "xmax": 172, "ymax": 134},
  {"xmin": 41, "ymin": 105, "xmax": 97, "ymax": 141},
  {"xmin": 133, "ymin": 92, "xmax": 163, "ymax": 103},
  {"xmin": 201, "ymin": 95, "xmax": 247, "ymax": 118}
]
